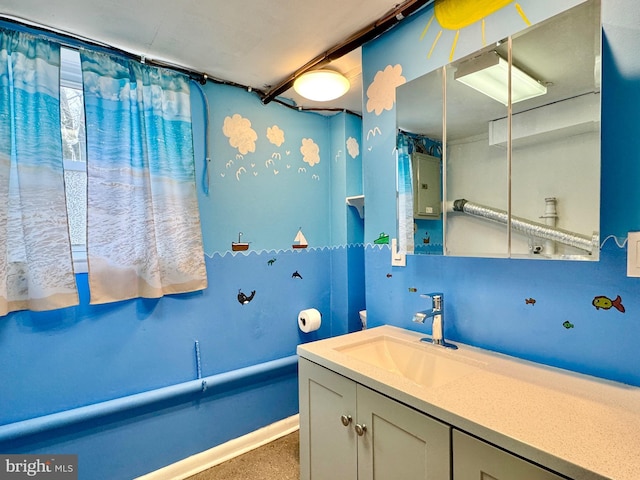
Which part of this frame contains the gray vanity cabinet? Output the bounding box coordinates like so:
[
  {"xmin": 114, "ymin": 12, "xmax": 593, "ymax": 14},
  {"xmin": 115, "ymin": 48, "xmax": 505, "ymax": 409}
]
[
  {"xmin": 452, "ymin": 430, "xmax": 565, "ymax": 480},
  {"xmin": 299, "ymin": 357, "xmax": 357, "ymax": 479},
  {"xmin": 299, "ymin": 358, "xmax": 450, "ymax": 480}
]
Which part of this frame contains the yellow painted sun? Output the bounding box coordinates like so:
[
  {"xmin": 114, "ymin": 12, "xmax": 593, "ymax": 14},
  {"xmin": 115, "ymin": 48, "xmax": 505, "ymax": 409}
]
[{"xmin": 421, "ymin": 0, "xmax": 531, "ymax": 61}]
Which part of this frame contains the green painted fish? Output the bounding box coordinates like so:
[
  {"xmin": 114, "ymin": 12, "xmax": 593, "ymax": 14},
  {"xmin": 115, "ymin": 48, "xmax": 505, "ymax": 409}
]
[{"xmin": 563, "ymin": 321, "xmax": 574, "ymax": 329}]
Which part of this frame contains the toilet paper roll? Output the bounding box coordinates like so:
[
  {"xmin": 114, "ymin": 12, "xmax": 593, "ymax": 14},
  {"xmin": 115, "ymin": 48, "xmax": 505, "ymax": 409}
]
[{"xmin": 298, "ymin": 308, "xmax": 322, "ymax": 333}]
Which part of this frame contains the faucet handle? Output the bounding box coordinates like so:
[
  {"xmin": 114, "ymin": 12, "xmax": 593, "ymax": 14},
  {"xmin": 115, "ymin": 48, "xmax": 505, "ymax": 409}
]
[
  {"xmin": 420, "ymin": 292, "xmax": 443, "ymax": 299},
  {"xmin": 420, "ymin": 292, "xmax": 443, "ymax": 311}
]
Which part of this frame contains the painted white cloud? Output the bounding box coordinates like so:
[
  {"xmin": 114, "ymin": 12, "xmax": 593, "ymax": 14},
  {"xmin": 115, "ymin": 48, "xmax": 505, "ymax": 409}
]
[
  {"xmin": 300, "ymin": 138, "xmax": 320, "ymax": 167},
  {"xmin": 267, "ymin": 125, "xmax": 285, "ymax": 146},
  {"xmin": 366, "ymin": 64, "xmax": 406, "ymax": 115},
  {"xmin": 346, "ymin": 137, "xmax": 359, "ymax": 159},
  {"xmin": 223, "ymin": 114, "xmax": 257, "ymax": 155}
]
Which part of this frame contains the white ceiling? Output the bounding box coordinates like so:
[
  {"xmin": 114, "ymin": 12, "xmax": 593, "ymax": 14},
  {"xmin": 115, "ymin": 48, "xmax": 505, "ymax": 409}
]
[{"xmin": 0, "ymin": 0, "xmax": 414, "ymax": 114}]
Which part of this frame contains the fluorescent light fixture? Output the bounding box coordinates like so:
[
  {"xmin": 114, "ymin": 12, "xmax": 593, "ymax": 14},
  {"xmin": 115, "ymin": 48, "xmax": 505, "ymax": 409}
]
[
  {"xmin": 454, "ymin": 51, "xmax": 547, "ymax": 106},
  {"xmin": 293, "ymin": 69, "xmax": 350, "ymax": 102}
]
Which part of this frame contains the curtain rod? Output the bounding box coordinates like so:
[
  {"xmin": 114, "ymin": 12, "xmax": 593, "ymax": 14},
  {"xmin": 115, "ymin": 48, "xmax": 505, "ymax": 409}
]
[{"xmin": 0, "ymin": 13, "xmax": 227, "ymax": 85}]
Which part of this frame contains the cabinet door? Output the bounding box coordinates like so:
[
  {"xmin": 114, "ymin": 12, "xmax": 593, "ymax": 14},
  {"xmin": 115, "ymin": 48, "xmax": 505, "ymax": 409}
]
[
  {"xmin": 357, "ymin": 385, "xmax": 451, "ymax": 480},
  {"xmin": 299, "ymin": 358, "xmax": 358, "ymax": 480},
  {"xmin": 453, "ymin": 430, "xmax": 565, "ymax": 480}
]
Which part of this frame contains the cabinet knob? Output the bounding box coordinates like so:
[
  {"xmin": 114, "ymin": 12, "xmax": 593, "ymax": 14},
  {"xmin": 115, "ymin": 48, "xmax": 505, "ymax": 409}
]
[
  {"xmin": 340, "ymin": 415, "xmax": 352, "ymax": 427},
  {"xmin": 355, "ymin": 423, "xmax": 367, "ymax": 436}
]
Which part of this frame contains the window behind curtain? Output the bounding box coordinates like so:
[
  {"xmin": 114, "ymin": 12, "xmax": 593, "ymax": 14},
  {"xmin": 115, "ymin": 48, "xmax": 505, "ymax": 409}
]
[{"xmin": 60, "ymin": 47, "xmax": 87, "ymax": 273}]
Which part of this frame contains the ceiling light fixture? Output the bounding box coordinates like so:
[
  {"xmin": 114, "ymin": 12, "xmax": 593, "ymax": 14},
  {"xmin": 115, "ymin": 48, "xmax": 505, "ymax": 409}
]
[
  {"xmin": 454, "ymin": 51, "xmax": 547, "ymax": 106},
  {"xmin": 293, "ymin": 69, "xmax": 350, "ymax": 102}
]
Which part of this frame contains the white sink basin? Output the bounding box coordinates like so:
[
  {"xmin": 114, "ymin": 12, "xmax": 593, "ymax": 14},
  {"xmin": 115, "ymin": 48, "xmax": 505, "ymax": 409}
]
[{"xmin": 335, "ymin": 335, "xmax": 484, "ymax": 388}]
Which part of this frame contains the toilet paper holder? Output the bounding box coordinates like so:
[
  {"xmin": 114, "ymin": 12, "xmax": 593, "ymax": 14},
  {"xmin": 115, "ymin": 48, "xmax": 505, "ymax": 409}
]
[{"xmin": 298, "ymin": 308, "xmax": 322, "ymax": 333}]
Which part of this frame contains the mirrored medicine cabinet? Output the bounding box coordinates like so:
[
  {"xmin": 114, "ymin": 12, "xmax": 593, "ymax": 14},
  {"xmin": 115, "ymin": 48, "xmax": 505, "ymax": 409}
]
[{"xmin": 396, "ymin": 0, "xmax": 601, "ymax": 260}]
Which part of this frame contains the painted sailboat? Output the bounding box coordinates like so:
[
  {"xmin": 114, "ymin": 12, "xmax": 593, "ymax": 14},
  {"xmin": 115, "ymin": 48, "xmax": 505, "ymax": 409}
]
[
  {"xmin": 232, "ymin": 232, "xmax": 249, "ymax": 251},
  {"xmin": 292, "ymin": 228, "xmax": 308, "ymax": 249}
]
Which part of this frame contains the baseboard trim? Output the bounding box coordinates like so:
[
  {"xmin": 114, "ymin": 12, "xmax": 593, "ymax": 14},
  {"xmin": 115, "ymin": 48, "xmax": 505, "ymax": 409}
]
[{"xmin": 136, "ymin": 414, "xmax": 299, "ymax": 480}]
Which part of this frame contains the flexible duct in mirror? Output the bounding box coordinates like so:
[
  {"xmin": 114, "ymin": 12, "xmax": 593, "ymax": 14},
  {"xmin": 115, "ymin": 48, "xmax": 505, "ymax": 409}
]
[{"xmin": 449, "ymin": 199, "xmax": 598, "ymax": 255}]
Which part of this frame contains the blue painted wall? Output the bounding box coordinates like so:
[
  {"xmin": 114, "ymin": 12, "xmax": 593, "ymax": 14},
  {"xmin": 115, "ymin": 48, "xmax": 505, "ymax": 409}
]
[
  {"xmin": 329, "ymin": 113, "xmax": 365, "ymax": 334},
  {"xmin": 0, "ymin": 68, "xmax": 364, "ymax": 477},
  {"xmin": 6, "ymin": 1, "xmax": 640, "ymax": 477},
  {"xmin": 362, "ymin": 0, "xmax": 640, "ymax": 387}
]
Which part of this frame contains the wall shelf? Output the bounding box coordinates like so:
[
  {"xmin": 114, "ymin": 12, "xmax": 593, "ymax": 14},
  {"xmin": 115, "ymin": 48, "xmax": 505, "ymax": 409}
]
[{"xmin": 346, "ymin": 195, "xmax": 365, "ymax": 219}]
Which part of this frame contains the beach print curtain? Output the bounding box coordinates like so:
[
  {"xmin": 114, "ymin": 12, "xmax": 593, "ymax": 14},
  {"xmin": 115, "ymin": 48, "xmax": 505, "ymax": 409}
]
[
  {"xmin": 80, "ymin": 49, "xmax": 207, "ymax": 304},
  {"xmin": 396, "ymin": 132, "xmax": 415, "ymax": 254},
  {"xmin": 0, "ymin": 29, "xmax": 79, "ymax": 316}
]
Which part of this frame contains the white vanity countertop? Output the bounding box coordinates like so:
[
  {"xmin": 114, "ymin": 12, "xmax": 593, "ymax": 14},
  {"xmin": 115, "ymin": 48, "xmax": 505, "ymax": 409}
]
[{"xmin": 297, "ymin": 325, "xmax": 640, "ymax": 480}]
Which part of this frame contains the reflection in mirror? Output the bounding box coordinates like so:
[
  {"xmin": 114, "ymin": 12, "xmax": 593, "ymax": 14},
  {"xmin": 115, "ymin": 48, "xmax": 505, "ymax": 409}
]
[
  {"xmin": 396, "ymin": 0, "xmax": 600, "ymax": 260},
  {"xmin": 509, "ymin": 0, "xmax": 600, "ymax": 259},
  {"xmin": 445, "ymin": 44, "xmax": 509, "ymax": 257},
  {"xmin": 396, "ymin": 67, "xmax": 444, "ymax": 255}
]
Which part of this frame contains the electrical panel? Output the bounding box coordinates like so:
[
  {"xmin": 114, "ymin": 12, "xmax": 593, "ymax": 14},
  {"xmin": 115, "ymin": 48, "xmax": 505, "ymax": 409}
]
[{"xmin": 412, "ymin": 152, "xmax": 441, "ymax": 218}]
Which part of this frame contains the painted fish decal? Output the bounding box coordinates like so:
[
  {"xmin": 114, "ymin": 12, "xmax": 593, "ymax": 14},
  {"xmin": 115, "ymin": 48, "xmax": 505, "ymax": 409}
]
[
  {"xmin": 592, "ymin": 295, "xmax": 625, "ymax": 313},
  {"xmin": 525, "ymin": 298, "xmax": 536, "ymax": 305},
  {"xmin": 292, "ymin": 271, "xmax": 303, "ymax": 279},
  {"xmin": 267, "ymin": 258, "xmax": 276, "ymax": 266},
  {"xmin": 237, "ymin": 289, "xmax": 256, "ymax": 305},
  {"xmin": 563, "ymin": 321, "xmax": 575, "ymax": 329}
]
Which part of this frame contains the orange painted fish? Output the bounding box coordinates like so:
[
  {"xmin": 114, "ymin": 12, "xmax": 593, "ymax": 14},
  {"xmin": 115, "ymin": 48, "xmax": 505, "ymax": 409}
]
[
  {"xmin": 525, "ymin": 298, "xmax": 536, "ymax": 305},
  {"xmin": 592, "ymin": 295, "xmax": 625, "ymax": 313}
]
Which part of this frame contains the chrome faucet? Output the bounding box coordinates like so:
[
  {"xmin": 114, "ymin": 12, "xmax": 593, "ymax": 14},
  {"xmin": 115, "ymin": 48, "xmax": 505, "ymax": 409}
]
[{"xmin": 412, "ymin": 293, "xmax": 458, "ymax": 349}]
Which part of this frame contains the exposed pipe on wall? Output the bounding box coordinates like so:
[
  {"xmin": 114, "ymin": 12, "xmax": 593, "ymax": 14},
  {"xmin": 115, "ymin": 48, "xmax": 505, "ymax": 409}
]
[
  {"xmin": 0, "ymin": 355, "xmax": 297, "ymax": 444},
  {"xmin": 260, "ymin": 0, "xmax": 434, "ymax": 105},
  {"xmin": 2, "ymin": 3, "xmax": 432, "ymax": 115},
  {"xmin": 540, "ymin": 197, "xmax": 559, "ymax": 255},
  {"xmin": 449, "ymin": 199, "xmax": 598, "ymax": 255}
]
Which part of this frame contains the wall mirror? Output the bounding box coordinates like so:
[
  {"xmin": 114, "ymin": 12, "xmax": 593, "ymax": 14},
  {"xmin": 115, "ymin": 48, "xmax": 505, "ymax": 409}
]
[{"xmin": 396, "ymin": 0, "xmax": 601, "ymax": 260}]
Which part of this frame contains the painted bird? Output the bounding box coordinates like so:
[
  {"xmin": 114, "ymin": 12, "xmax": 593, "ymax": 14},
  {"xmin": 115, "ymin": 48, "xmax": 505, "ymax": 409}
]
[{"xmin": 592, "ymin": 295, "xmax": 625, "ymax": 313}]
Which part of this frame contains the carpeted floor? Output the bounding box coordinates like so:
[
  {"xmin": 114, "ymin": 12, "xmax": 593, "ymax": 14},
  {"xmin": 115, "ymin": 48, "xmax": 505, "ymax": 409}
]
[{"xmin": 186, "ymin": 431, "xmax": 300, "ymax": 480}]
